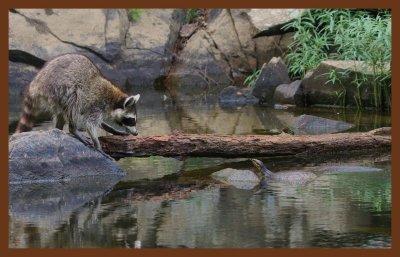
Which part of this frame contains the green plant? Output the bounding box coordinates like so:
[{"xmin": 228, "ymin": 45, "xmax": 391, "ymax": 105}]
[
  {"xmin": 128, "ymin": 9, "xmax": 142, "ymax": 22},
  {"xmin": 186, "ymin": 9, "xmax": 199, "ymax": 24},
  {"xmin": 283, "ymin": 9, "xmax": 391, "ymax": 110},
  {"xmin": 244, "ymin": 69, "xmax": 261, "ymax": 88}
]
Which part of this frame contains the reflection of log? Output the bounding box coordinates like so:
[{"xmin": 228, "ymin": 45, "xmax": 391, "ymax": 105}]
[{"xmin": 100, "ymin": 127, "xmax": 391, "ymax": 158}]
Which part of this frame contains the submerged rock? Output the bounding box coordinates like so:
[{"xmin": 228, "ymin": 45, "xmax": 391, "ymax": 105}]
[
  {"xmin": 252, "ymin": 57, "xmax": 291, "ymax": 105},
  {"xmin": 320, "ymin": 165, "xmax": 383, "ymax": 174},
  {"xmin": 274, "ymin": 113, "xmax": 354, "ymax": 135},
  {"xmin": 218, "ymin": 86, "xmax": 258, "ymax": 107},
  {"xmin": 292, "ymin": 114, "xmax": 354, "ymax": 135},
  {"xmin": 211, "ymin": 168, "xmax": 260, "ymax": 190},
  {"xmin": 9, "ymin": 129, "xmax": 125, "ymax": 184},
  {"xmin": 266, "ymin": 171, "xmax": 317, "ymax": 185},
  {"xmin": 251, "ymin": 159, "xmax": 318, "ymax": 186}
]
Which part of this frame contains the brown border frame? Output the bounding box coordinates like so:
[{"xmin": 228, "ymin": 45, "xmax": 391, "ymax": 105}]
[{"xmin": 1, "ymin": 1, "xmax": 398, "ymax": 256}]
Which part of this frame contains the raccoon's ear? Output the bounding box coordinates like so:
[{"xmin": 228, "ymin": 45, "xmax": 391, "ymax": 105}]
[{"xmin": 123, "ymin": 94, "xmax": 140, "ymax": 108}]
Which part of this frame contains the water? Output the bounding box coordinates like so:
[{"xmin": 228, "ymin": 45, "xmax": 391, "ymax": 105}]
[{"xmin": 8, "ymin": 103, "xmax": 391, "ymax": 248}]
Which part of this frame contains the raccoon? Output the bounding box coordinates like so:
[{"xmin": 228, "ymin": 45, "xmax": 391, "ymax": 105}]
[{"xmin": 15, "ymin": 53, "xmax": 140, "ymax": 156}]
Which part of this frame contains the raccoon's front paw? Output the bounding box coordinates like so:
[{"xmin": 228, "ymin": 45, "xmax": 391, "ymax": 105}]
[
  {"xmin": 96, "ymin": 148, "xmax": 115, "ymax": 161},
  {"xmin": 71, "ymin": 132, "xmax": 93, "ymax": 147}
]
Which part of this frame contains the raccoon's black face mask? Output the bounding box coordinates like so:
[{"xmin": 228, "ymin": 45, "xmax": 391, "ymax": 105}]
[{"xmin": 111, "ymin": 94, "xmax": 140, "ymax": 135}]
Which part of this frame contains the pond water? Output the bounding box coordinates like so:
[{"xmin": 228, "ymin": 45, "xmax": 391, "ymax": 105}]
[{"xmin": 8, "ymin": 103, "xmax": 391, "ymax": 248}]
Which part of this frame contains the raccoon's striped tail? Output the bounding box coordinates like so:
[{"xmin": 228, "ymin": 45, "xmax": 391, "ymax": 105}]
[{"xmin": 15, "ymin": 94, "xmax": 34, "ymax": 133}]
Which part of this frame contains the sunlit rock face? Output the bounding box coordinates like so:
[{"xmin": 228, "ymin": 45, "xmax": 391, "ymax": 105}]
[{"xmin": 9, "ymin": 9, "xmax": 296, "ymax": 105}]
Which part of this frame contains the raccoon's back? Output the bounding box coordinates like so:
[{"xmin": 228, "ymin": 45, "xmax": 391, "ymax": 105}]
[{"xmin": 29, "ymin": 54, "xmax": 102, "ymax": 99}]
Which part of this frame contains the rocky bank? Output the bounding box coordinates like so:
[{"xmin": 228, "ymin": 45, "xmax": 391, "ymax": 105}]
[{"xmin": 9, "ymin": 8, "xmax": 298, "ymax": 112}]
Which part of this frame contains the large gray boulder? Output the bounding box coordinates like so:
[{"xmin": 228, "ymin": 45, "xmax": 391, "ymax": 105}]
[
  {"xmin": 252, "ymin": 57, "xmax": 291, "ymax": 105},
  {"xmin": 302, "ymin": 60, "xmax": 390, "ymax": 107},
  {"xmin": 11, "ymin": 9, "xmax": 128, "ymax": 62},
  {"xmin": 9, "ymin": 129, "xmax": 125, "ymax": 184},
  {"xmin": 273, "ymin": 80, "xmax": 304, "ymax": 106},
  {"xmin": 8, "ymin": 9, "xmax": 185, "ymax": 92}
]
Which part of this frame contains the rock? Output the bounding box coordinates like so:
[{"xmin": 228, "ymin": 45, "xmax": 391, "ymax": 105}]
[
  {"xmin": 302, "ymin": 60, "xmax": 390, "ymax": 107},
  {"xmin": 9, "ymin": 129, "xmax": 125, "ymax": 184},
  {"xmin": 118, "ymin": 9, "xmax": 186, "ymax": 87},
  {"xmin": 218, "ymin": 86, "xmax": 258, "ymax": 107},
  {"xmin": 292, "ymin": 114, "xmax": 354, "ymax": 135},
  {"xmin": 248, "ymin": 9, "xmax": 306, "ymax": 36},
  {"xmin": 9, "ymin": 10, "xmax": 129, "ymax": 89},
  {"xmin": 180, "ymin": 23, "xmax": 197, "ymax": 38},
  {"xmin": 211, "ymin": 168, "xmax": 260, "ymax": 190},
  {"xmin": 166, "ymin": 29, "xmax": 232, "ymax": 102},
  {"xmin": 207, "ymin": 9, "xmax": 252, "ymax": 74},
  {"xmin": 229, "ymin": 9, "xmax": 259, "ymax": 69},
  {"xmin": 254, "ymin": 32, "xmax": 294, "ymax": 68},
  {"xmin": 252, "ymin": 57, "xmax": 291, "ymax": 105},
  {"xmin": 273, "ymin": 80, "xmax": 304, "ymax": 106},
  {"xmin": 9, "ymin": 9, "xmax": 186, "ymax": 92},
  {"xmin": 13, "ymin": 9, "xmax": 128, "ymax": 62},
  {"xmin": 9, "ymin": 10, "xmax": 77, "ymax": 61}
]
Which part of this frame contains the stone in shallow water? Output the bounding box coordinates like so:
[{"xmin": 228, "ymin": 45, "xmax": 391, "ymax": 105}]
[
  {"xmin": 219, "ymin": 86, "xmax": 258, "ymax": 107},
  {"xmin": 273, "ymin": 80, "xmax": 304, "ymax": 106},
  {"xmin": 211, "ymin": 168, "xmax": 260, "ymax": 190},
  {"xmin": 9, "ymin": 129, "xmax": 125, "ymax": 184},
  {"xmin": 292, "ymin": 114, "xmax": 354, "ymax": 135},
  {"xmin": 320, "ymin": 165, "xmax": 383, "ymax": 174},
  {"xmin": 252, "ymin": 57, "xmax": 291, "ymax": 105}
]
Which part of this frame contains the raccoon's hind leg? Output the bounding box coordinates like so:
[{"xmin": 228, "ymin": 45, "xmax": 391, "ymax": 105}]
[
  {"xmin": 54, "ymin": 114, "xmax": 65, "ymax": 130},
  {"xmin": 15, "ymin": 94, "xmax": 35, "ymax": 133},
  {"xmin": 68, "ymin": 120, "xmax": 92, "ymax": 147}
]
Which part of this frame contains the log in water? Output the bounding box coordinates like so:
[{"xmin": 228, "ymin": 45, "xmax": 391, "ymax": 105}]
[{"xmin": 100, "ymin": 127, "xmax": 391, "ymax": 158}]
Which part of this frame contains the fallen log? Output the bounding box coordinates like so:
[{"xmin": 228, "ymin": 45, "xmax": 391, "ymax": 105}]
[{"xmin": 100, "ymin": 127, "xmax": 391, "ymax": 158}]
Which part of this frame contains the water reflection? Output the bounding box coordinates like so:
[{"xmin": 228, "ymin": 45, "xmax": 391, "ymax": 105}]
[
  {"xmin": 9, "ymin": 157, "xmax": 391, "ymax": 248},
  {"xmin": 9, "ymin": 104, "xmax": 391, "ymax": 136},
  {"xmin": 136, "ymin": 104, "xmax": 391, "ymax": 136}
]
